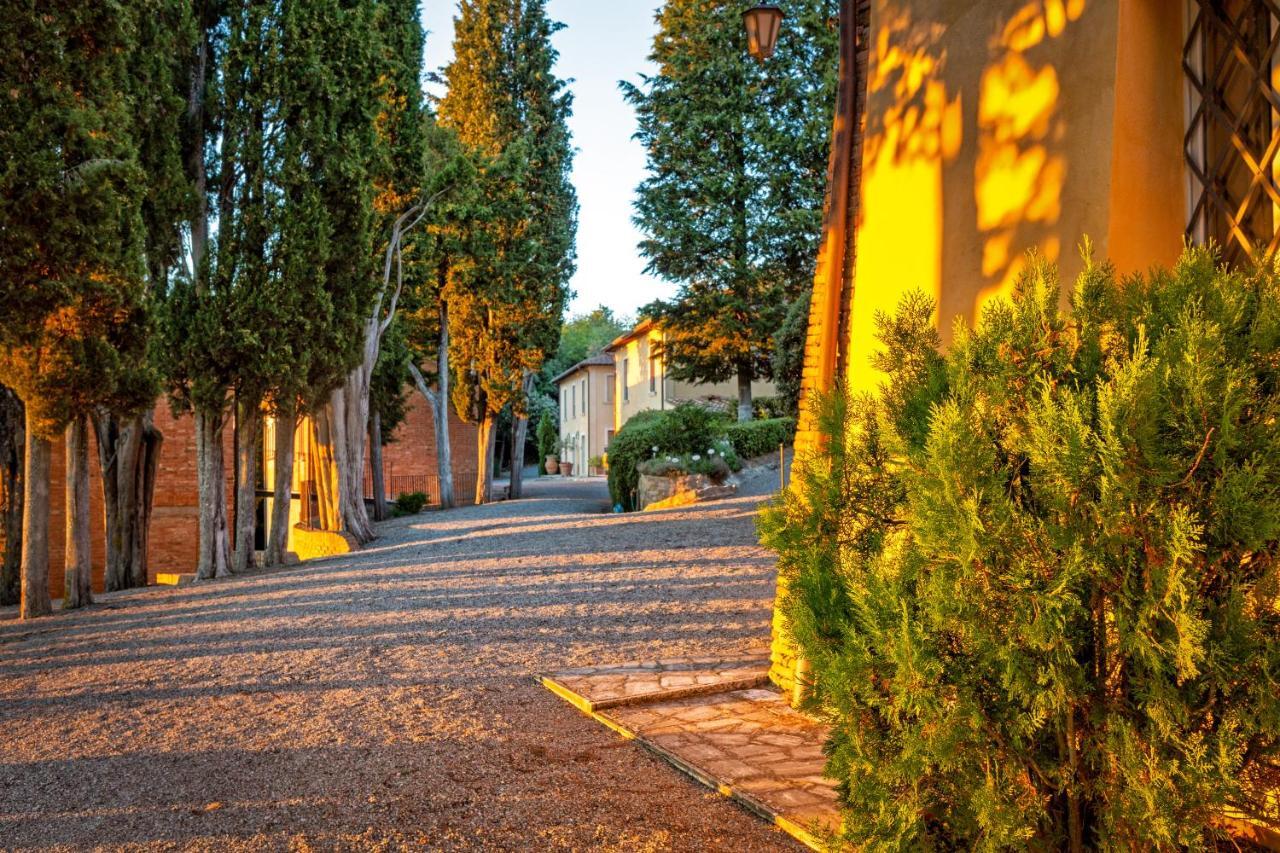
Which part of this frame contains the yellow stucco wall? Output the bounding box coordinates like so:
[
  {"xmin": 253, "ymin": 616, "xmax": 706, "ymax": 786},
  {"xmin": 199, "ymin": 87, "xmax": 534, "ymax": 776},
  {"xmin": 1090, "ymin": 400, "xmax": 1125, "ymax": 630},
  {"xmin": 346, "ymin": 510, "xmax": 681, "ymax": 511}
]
[
  {"xmin": 775, "ymin": 0, "xmax": 1192, "ymax": 698},
  {"xmin": 846, "ymin": 0, "xmax": 1133, "ymax": 394},
  {"xmin": 557, "ymin": 364, "xmax": 614, "ymax": 475},
  {"xmin": 609, "ymin": 327, "xmax": 777, "ymax": 433}
]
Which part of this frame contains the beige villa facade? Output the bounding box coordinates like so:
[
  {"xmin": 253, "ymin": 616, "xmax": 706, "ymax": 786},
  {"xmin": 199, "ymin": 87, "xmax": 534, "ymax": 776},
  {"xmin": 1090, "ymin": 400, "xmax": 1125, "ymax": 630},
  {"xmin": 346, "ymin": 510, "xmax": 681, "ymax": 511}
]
[
  {"xmin": 553, "ymin": 320, "xmax": 777, "ymax": 476},
  {"xmin": 605, "ymin": 320, "xmax": 776, "ymax": 430},
  {"xmin": 553, "ymin": 355, "xmax": 615, "ymax": 476},
  {"xmin": 775, "ymin": 0, "xmax": 1280, "ymax": 696}
]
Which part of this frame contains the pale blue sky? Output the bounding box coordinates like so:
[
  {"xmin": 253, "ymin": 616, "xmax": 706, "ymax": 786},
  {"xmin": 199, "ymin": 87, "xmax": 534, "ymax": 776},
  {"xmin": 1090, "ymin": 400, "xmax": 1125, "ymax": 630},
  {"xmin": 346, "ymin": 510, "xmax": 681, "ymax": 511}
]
[{"xmin": 420, "ymin": 1, "xmax": 669, "ymax": 320}]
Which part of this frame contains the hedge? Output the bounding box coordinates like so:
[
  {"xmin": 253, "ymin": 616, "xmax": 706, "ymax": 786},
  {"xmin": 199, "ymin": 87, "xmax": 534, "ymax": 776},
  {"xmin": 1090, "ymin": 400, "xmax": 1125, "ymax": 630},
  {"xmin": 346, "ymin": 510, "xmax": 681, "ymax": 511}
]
[
  {"xmin": 723, "ymin": 417, "xmax": 795, "ymax": 460},
  {"xmin": 607, "ymin": 403, "xmax": 728, "ymax": 510}
]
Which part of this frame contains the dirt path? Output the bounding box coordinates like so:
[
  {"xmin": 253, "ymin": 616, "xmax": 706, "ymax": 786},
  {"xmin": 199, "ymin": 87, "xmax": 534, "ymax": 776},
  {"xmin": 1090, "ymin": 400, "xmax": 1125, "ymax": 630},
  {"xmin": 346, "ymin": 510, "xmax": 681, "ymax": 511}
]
[{"xmin": 0, "ymin": 472, "xmax": 796, "ymax": 851}]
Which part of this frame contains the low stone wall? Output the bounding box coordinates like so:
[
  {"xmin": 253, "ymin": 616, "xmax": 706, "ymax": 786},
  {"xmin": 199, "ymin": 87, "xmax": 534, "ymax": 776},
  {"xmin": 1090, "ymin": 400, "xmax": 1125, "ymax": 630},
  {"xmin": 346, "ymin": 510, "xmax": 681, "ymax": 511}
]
[{"xmin": 639, "ymin": 473, "xmax": 737, "ymax": 512}]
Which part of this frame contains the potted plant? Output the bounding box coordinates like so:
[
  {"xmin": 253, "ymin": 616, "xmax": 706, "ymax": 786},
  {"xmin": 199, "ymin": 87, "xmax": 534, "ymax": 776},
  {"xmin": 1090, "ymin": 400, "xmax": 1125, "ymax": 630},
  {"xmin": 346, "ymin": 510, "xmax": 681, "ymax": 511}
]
[
  {"xmin": 588, "ymin": 454, "xmax": 605, "ymax": 476},
  {"xmin": 537, "ymin": 412, "xmax": 560, "ymax": 476},
  {"xmin": 558, "ymin": 438, "xmax": 575, "ymax": 477}
]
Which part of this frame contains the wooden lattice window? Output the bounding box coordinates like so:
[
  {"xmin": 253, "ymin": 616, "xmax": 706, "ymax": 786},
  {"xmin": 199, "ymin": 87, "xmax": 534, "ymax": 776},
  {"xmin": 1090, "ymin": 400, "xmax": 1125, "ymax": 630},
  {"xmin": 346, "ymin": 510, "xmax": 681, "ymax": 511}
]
[{"xmin": 1185, "ymin": 0, "xmax": 1280, "ymax": 266}]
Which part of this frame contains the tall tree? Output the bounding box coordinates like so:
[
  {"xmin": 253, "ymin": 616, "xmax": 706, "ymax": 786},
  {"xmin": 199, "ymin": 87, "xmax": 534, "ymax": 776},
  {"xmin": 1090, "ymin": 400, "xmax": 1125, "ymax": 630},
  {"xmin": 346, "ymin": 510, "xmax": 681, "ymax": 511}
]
[
  {"xmin": 439, "ymin": 0, "xmax": 577, "ymax": 502},
  {"xmin": 0, "ymin": 1, "xmax": 150, "ymax": 617},
  {"xmin": 624, "ymin": 0, "xmax": 838, "ymax": 421},
  {"xmin": 0, "ymin": 387, "xmax": 22, "ymax": 606},
  {"xmin": 92, "ymin": 0, "xmax": 193, "ymax": 594},
  {"xmin": 318, "ymin": 0, "xmax": 433, "ymax": 545}
]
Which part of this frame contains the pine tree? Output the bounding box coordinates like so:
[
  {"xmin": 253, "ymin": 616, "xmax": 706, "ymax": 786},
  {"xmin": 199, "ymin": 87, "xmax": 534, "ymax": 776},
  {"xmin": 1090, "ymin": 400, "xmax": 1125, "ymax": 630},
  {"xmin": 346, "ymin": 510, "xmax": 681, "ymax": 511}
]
[
  {"xmin": 624, "ymin": 0, "xmax": 837, "ymax": 421},
  {"xmin": 761, "ymin": 247, "xmax": 1280, "ymax": 849},
  {"xmin": 439, "ymin": 0, "xmax": 576, "ymax": 503}
]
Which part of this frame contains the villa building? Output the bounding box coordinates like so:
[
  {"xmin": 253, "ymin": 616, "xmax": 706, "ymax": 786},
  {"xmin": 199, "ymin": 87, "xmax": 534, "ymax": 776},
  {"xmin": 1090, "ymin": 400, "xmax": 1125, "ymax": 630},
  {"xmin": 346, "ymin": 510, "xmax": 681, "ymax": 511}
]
[
  {"xmin": 553, "ymin": 320, "xmax": 778, "ymax": 477},
  {"xmin": 775, "ymin": 0, "xmax": 1280, "ymax": 695},
  {"xmin": 605, "ymin": 320, "xmax": 775, "ymax": 430},
  {"xmin": 553, "ymin": 354, "xmax": 615, "ymax": 476}
]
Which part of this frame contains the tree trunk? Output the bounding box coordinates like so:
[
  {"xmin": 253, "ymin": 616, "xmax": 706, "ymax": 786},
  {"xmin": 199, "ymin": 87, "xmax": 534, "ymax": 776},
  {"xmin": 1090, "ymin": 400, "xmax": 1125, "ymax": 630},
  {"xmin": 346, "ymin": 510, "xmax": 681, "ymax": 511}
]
[
  {"xmin": 93, "ymin": 409, "xmax": 163, "ymax": 591},
  {"xmin": 509, "ymin": 372, "xmax": 536, "ymax": 499},
  {"xmin": 435, "ymin": 290, "xmax": 454, "ymax": 509},
  {"xmin": 737, "ymin": 365, "xmax": 753, "ymax": 423},
  {"xmin": 311, "ymin": 408, "xmax": 341, "ymax": 533},
  {"xmin": 20, "ymin": 408, "xmax": 51, "ymax": 619},
  {"xmin": 0, "ymin": 387, "xmax": 23, "ymax": 606},
  {"xmin": 369, "ymin": 410, "xmax": 386, "ymax": 522},
  {"xmin": 63, "ymin": 415, "xmax": 92, "ymax": 609},
  {"xmin": 232, "ymin": 397, "xmax": 260, "ymax": 574},
  {"xmin": 195, "ymin": 407, "xmax": 231, "ymax": 580},
  {"xmin": 265, "ymin": 407, "xmax": 295, "ymax": 566},
  {"xmin": 332, "ymin": 382, "xmax": 375, "ymax": 545},
  {"xmin": 475, "ymin": 415, "xmax": 495, "ymax": 505}
]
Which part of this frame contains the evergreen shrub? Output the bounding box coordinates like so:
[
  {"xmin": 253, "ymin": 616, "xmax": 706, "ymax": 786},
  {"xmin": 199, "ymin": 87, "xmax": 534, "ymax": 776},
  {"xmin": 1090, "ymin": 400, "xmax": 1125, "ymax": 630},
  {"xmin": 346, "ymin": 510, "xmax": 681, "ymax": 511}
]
[
  {"xmin": 394, "ymin": 491, "xmax": 427, "ymax": 515},
  {"xmin": 724, "ymin": 417, "xmax": 795, "ymax": 460},
  {"xmin": 759, "ymin": 248, "xmax": 1280, "ymax": 849},
  {"xmin": 608, "ymin": 403, "xmax": 731, "ymax": 510}
]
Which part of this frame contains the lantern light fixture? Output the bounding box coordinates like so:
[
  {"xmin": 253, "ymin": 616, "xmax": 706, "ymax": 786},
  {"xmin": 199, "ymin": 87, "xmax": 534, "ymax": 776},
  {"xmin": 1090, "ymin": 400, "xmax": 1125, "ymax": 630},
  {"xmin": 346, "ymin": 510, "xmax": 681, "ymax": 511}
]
[{"xmin": 743, "ymin": 4, "xmax": 785, "ymax": 62}]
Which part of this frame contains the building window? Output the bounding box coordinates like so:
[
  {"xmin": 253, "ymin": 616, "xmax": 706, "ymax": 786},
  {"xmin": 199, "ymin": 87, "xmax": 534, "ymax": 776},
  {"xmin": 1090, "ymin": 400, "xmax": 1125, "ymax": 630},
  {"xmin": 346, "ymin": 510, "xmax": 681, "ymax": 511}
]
[
  {"xmin": 1186, "ymin": 0, "xmax": 1280, "ymax": 266},
  {"xmin": 605, "ymin": 374, "xmax": 614, "ymax": 402},
  {"xmin": 649, "ymin": 354, "xmax": 658, "ymax": 393},
  {"xmin": 571, "ymin": 384, "xmax": 577, "ymax": 418},
  {"xmin": 561, "ymin": 389, "xmax": 567, "ymax": 421},
  {"xmin": 581, "ymin": 378, "xmax": 587, "ymax": 411},
  {"xmin": 622, "ymin": 358, "xmax": 630, "ymax": 402}
]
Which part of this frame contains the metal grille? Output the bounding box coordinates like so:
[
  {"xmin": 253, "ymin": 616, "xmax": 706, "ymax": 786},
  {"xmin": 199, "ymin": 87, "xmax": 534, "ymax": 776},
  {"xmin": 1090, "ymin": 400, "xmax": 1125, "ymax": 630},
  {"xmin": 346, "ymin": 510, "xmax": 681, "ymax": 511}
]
[{"xmin": 1185, "ymin": 0, "xmax": 1280, "ymax": 266}]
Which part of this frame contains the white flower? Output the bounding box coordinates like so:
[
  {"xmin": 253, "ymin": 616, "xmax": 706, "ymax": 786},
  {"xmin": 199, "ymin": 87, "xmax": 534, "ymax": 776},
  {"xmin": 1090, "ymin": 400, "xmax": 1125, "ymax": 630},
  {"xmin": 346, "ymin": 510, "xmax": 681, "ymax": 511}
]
[
  {"xmin": 707, "ymin": 448, "xmax": 716, "ymax": 456},
  {"xmin": 691, "ymin": 454, "xmax": 701, "ymax": 461},
  {"xmin": 651, "ymin": 445, "xmax": 659, "ymax": 453}
]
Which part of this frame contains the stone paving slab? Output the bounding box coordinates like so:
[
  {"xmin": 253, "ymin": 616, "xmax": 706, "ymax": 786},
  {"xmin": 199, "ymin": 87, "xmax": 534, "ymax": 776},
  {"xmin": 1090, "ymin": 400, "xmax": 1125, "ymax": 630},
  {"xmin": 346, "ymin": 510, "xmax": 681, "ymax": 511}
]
[
  {"xmin": 539, "ymin": 658, "xmax": 842, "ymax": 851},
  {"xmin": 539, "ymin": 649, "xmax": 771, "ymax": 712}
]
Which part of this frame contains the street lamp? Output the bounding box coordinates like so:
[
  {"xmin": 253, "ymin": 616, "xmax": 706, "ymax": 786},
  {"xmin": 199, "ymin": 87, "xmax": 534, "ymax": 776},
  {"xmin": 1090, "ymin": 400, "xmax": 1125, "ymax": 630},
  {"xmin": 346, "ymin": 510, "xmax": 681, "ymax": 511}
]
[{"xmin": 742, "ymin": 4, "xmax": 785, "ymax": 62}]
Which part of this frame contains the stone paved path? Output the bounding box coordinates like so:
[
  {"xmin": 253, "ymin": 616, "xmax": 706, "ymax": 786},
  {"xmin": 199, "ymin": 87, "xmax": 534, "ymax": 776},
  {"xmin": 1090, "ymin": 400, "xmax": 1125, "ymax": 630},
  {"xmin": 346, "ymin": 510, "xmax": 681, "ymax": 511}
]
[{"xmin": 0, "ymin": 473, "xmax": 800, "ymax": 851}]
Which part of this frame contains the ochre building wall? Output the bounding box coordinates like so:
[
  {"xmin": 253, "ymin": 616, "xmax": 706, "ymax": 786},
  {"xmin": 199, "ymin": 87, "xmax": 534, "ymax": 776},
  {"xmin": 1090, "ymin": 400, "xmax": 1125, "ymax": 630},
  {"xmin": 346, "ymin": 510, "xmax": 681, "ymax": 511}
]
[
  {"xmin": 778, "ymin": 0, "xmax": 1191, "ymax": 696},
  {"xmin": 843, "ymin": 0, "xmax": 1185, "ymax": 396}
]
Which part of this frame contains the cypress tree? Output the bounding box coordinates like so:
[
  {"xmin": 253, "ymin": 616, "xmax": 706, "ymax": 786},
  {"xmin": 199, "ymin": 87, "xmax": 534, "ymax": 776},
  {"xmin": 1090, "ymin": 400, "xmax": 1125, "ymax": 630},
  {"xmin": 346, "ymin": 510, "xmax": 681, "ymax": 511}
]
[
  {"xmin": 439, "ymin": 0, "xmax": 576, "ymax": 503},
  {"xmin": 624, "ymin": 0, "xmax": 837, "ymax": 421},
  {"xmin": 0, "ymin": 1, "xmax": 150, "ymax": 616}
]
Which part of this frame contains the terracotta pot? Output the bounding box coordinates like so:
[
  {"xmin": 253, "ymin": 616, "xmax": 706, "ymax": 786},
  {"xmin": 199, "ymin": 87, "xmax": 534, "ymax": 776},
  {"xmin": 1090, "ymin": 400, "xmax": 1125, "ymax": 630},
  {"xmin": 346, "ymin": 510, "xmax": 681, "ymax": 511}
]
[
  {"xmin": 545, "ymin": 456, "xmax": 559, "ymax": 475},
  {"xmin": 558, "ymin": 461, "xmax": 574, "ymax": 477}
]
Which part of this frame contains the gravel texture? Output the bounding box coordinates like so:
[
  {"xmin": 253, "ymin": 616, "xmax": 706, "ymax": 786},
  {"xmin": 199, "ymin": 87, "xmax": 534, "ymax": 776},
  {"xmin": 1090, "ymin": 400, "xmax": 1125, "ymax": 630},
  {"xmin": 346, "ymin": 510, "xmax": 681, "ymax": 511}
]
[{"xmin": 0, "ymin": 464, "xmax": 796, "ymax": 851}]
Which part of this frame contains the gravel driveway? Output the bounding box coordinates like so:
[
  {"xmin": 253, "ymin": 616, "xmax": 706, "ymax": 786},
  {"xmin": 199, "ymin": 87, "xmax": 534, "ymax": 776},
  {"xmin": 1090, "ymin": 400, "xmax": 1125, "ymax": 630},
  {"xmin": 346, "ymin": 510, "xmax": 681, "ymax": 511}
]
[{"xmin": 0, "ymin": 469, "xmax": 797, "ymax": 851}]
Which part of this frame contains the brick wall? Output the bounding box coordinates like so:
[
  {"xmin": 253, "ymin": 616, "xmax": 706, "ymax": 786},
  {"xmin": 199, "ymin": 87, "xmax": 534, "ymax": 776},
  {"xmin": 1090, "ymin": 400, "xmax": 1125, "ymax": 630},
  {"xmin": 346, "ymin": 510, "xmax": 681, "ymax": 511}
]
[
  {"xmin": 46, "ymin": 405, "xmax": 236, "ymax": 597},
  {"xmin": 370, "ymin": 393, "xmax": 480, "ymax": 505}
]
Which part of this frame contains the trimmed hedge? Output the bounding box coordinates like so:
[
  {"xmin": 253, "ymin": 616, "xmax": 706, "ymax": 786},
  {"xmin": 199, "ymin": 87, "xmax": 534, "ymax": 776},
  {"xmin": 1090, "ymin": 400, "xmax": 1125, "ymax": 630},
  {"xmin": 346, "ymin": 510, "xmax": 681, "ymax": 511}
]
[
  {"xmin": 607, "ymin": 404, "xmax": 728, "ymax": 510},
  {"xmin": 723, "ymin": 417, "xmax": 795, "ymax": 460}
]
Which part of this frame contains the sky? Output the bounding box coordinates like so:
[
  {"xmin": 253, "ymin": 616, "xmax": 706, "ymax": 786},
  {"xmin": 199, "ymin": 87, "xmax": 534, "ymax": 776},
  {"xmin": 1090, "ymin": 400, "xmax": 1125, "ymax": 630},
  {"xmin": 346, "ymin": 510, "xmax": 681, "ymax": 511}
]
[{"xmin": 420, "ymin": 1, "xmax": 670, "ymax": 322}]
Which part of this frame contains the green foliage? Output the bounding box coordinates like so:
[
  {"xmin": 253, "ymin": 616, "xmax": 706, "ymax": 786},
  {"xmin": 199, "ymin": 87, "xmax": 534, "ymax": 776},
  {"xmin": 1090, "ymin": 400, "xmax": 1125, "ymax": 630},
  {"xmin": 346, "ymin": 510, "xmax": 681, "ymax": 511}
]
[
  {"xmin": 751, "ymin": 396, "xmax": 790, "ymax": 420},
  {"xmin": 441, "ymin": 0, "xmax": 577, "ymax": 429},
  {"xmin": 536, "ymin": 411, "xmax": 559, "ymax": 462},
  {"xmin": 607, "ymin": 404, "xmax": 735, "ymax": 510},
  {"xmin": 394, "ymin": 491, "xmax": 428, "ymax": 515},
  {"xmin": 773, "ymin": 289, "xmax": 811, "ymax": 417},
  {"xmin": 0, "ymin": 2, "xmax": 158, "ymax": 438},
  {"xmin": 638, "ymin": 450, "xmax": 732, "ymax": 484},
  {"xmin": 370, "ymin": 319, "xmax": 412, "ymax": 443},
  {"xmin": 625, "ymin": 0, "xmax": 837, "ymax": 391},
  {"xmin": 759, "ymin": 246, "xmax": 1280, "ymax": 848},
  {"xmin": 723, "ymin": 417, "xmax": 795, "ymax": 460}
]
